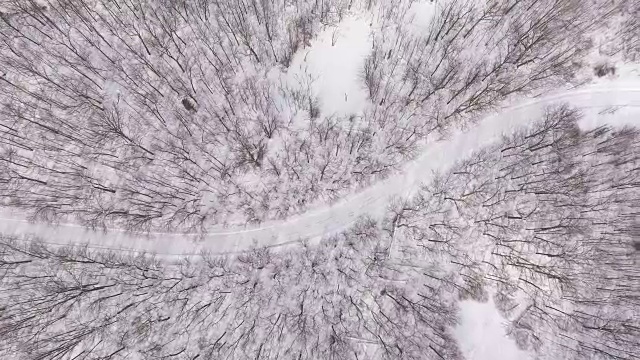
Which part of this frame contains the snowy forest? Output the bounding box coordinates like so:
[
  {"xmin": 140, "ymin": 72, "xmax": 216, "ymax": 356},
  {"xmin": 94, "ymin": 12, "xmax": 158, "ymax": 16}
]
[
  {"xmin": 0, "ymin": 0, "xmax": 639, "ymax": 359},
  {"xmin": 0, "ymin": 0, "xmax": 635, "ymax": 229}
]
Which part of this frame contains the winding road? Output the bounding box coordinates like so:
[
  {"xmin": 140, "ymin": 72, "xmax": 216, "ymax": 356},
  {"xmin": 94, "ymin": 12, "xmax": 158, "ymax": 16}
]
[{"xmin": 1, "ymin": 79, "xmax": 640, "ymax": 258}]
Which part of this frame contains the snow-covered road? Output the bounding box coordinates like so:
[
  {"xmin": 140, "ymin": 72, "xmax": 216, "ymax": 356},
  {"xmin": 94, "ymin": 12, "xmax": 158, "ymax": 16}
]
[{"xmin": 1, "ymin": 80, "xmax": 639, "ymax": 258}]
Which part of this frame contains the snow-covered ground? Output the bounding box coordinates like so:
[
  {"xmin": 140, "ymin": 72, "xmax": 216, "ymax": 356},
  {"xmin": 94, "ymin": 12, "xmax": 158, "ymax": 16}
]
[
  {"xmin": 2, "ymin": 79, "xmax": 639, "ymax": 258},
  {"xmin": 285, "ymin": 14, "xmax": 372, "ymax": 117},
  {"xmin": 455, "ymin": 299, "xmax": 532, "ymax": 360}
]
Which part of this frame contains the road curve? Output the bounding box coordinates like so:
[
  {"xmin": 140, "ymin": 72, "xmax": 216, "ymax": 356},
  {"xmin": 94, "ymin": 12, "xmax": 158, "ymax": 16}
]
[{"xmin": 1, "ymin": 80, "xmax": 640, "ymax": 258}]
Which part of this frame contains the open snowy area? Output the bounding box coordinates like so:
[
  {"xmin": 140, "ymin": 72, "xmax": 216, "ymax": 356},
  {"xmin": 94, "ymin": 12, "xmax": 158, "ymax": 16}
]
[{"xmin": 0, "ymin": 0, "xmax": 639, "ymax": 359}]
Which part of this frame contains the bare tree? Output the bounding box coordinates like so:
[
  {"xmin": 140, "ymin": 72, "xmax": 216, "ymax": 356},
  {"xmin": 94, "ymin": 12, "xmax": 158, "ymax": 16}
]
[
  {"xmin": 391, "ymin": 105, "xmax": 640, "ymax": 360},
  {"xmin": 0, "ymin": 216, "xmax": 462, "ymax": 359}
]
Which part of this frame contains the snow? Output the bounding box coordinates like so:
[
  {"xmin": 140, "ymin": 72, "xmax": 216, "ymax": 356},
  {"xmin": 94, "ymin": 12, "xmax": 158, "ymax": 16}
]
[
  {"xmin": 405, "ymin": 0, "xmax": 440, "ymax": 35},
  {"xmin": 578, "ymin": 103, "xmax": 640, "ymax": 130},
  {"xmin": 1, "ymin": 79, "xmax": 639, "ymax": 258},
  {"xmin": 455, "ymin": 299, "xmax": 532, "ymax": 360},
  {"xmin": 285, "ymin": 15, "xmax": 372, "ymax": 117},
  {"xmin": 2, "ymin": 3, "xmax": 639, "ymax": 359}
]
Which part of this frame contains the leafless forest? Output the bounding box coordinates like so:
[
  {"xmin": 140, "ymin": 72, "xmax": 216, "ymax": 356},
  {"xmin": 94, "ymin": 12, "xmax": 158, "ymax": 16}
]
[
  {"xmin": 2, "ymin": 106, "xmax": 639, "ymax": 359},
  {"xmin": 388, "ymin": 106, "xmax": 640, "ymax": 360},
  {"xmin": 0, "ymin": 0, "xmax": 639, "ymax": 359},
  {"xmin": 0, "ymin": 0, "xmax": 630, "ymax": 230}
]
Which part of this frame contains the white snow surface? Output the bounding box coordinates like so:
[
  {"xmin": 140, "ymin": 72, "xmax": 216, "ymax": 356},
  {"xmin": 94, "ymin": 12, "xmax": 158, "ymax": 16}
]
[
  {"xmin": 1, "ymin": 79, "xmax": 639, "ymax": 258},
  {"xmin": 455, "ymin": 299, "xmax": 532, "ymax": 360},
  {"xmin": 405, "ymin": 0, "xmax": 440, "ymax": 35},
  {"xmin": 286, "ymin": 15, "xmax": 372, "ymax": 117}
]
